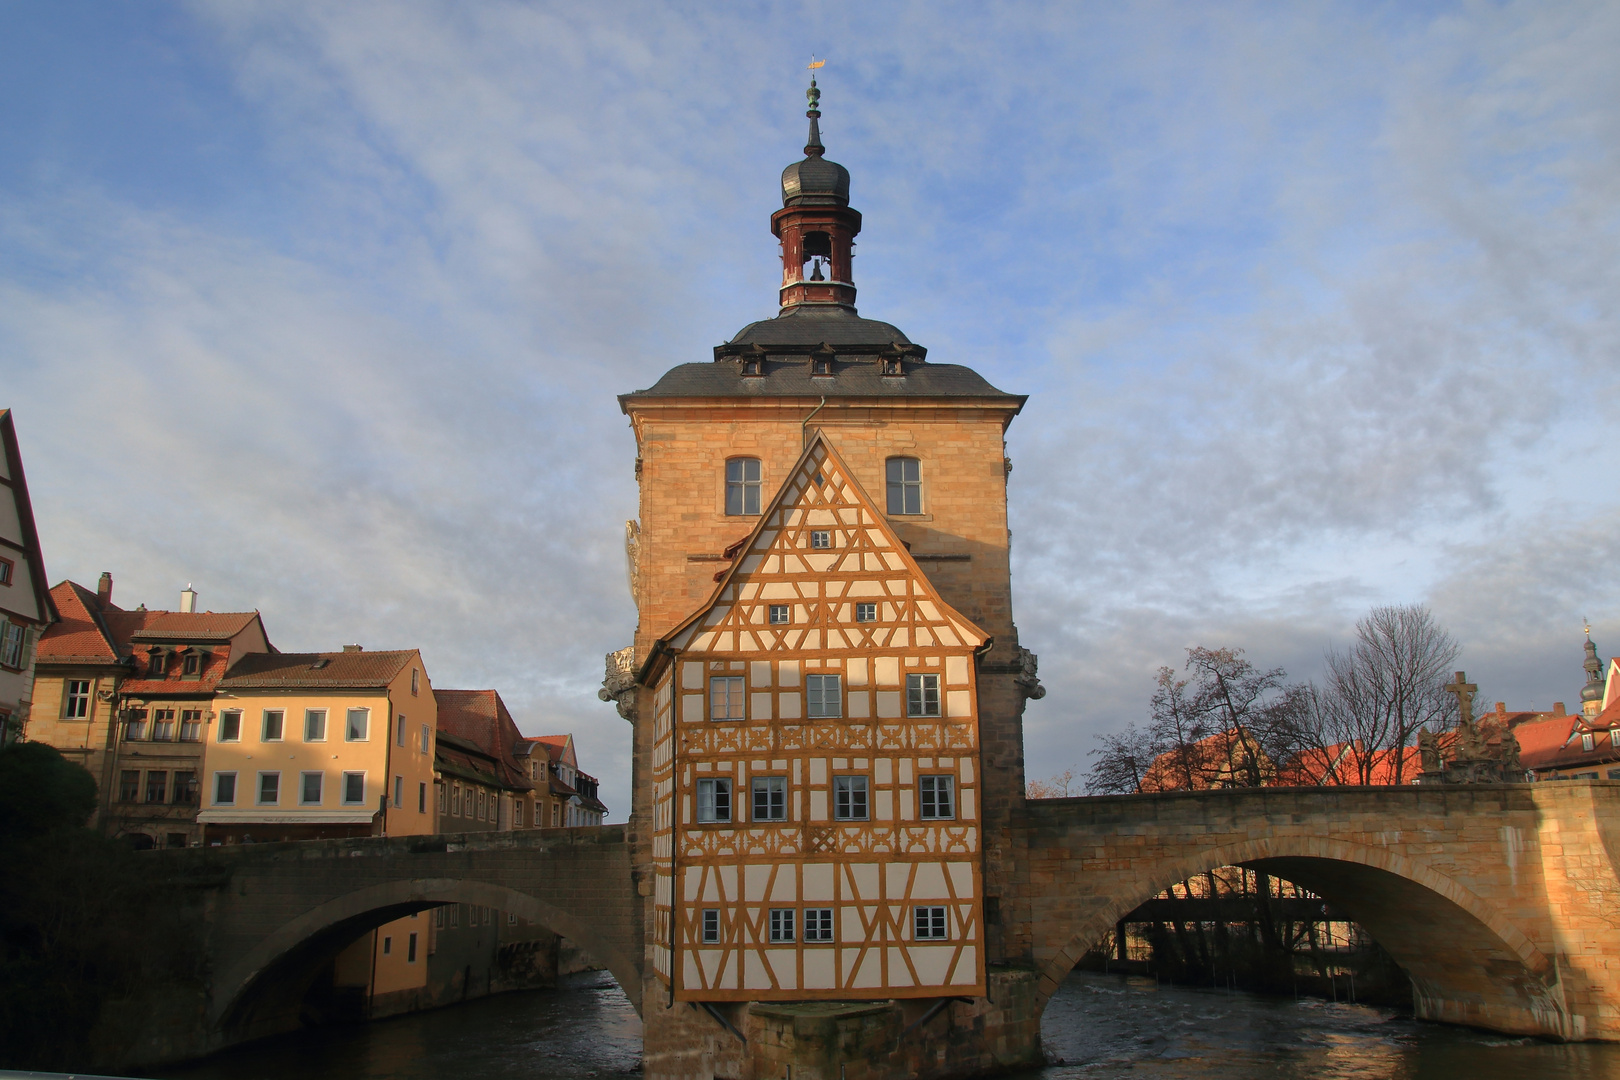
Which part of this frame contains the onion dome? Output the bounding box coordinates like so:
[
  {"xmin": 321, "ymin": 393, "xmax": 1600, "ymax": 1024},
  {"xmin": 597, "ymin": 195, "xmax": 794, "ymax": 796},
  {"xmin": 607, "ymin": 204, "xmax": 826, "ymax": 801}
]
[
  {"xmin": 1582, "ymin": 630, "xmax": 1606, "ymax": 707},
  {"xmin": 780, "ymin": 77, "xmax": 850, "ymax": 207}
]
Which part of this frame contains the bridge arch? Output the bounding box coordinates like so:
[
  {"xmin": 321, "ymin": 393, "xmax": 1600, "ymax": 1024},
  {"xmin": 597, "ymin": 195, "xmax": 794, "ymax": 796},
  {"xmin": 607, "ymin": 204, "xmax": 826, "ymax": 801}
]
[
  {"xmin": 213, "ymin": 876, "xmax": 643, "ymax": 1041},
  {"xmin": 1031, "ymin": 834, "xmax": 1569, "ymax": 1039}
]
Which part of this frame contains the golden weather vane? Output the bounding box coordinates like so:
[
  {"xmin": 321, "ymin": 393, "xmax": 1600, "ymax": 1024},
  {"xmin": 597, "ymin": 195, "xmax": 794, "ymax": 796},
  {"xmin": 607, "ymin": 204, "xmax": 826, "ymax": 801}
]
[{"xmin": 808, "ymin": 56, "xmax": 826, "ymax": 71}]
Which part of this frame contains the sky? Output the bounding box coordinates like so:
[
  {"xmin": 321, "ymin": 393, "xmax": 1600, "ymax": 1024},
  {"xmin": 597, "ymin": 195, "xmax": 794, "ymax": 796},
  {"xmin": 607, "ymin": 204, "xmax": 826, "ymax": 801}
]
[{"xmin": 2, "ymin": 2, "xmax": 1618, "ymax": 816}]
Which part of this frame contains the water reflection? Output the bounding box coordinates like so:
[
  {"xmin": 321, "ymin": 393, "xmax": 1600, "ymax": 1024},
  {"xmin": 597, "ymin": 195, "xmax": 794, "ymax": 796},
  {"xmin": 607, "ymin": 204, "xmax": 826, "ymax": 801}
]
[{"xmin": 163, "ymin": 969, "xmax": 1620, "ymax": 1080}]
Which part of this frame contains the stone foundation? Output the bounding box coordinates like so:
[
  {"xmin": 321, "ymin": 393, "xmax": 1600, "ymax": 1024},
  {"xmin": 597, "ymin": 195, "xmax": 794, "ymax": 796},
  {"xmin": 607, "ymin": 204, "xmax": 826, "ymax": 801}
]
[{"xmin": 642, "ymin": 968, "xmax": 1043, "ymax": 1080}]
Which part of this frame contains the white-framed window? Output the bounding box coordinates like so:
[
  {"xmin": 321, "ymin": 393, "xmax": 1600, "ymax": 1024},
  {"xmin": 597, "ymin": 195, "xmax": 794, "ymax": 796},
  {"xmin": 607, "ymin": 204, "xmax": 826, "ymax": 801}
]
[
  {"xmin": 179, "ymin": 709, "xmax": 203, "ymax": 742},
  {"xmin": 64, "ymin": 679, "xmax": 90, "ymax": 719},
  {"xmin": 769, "ymin": 605, "xmax": 790, "ymax": 625},
  {"xmin": 1583, "ymin": 733, "xmax": 1596, "ymax": 752},
  {"xmin": 834, "ymin": 775, "xmax": 869, "ymax": 820},
  {"xmin": 396, "ymin": 715, "xmax": 406, "ymax": 747},
  {"xmin": 701, "ymin": 908, "xmax": 720, "ymax": 943},
  {"xmin": 123, "ymin": 709, "xmax": 148, "ymax": 741},
  {"xmin": 769, "ymin": 908, "xmax": 795, "ymax": 942},
  {"xmin": 257, "ymin": 771, "xmax": 280, "ymax": 805},
  {"xmin": 725, "ymin": 457, "xmax": 762, "ymax": 515},
  {"xmin": 394, "ymin": 775, "xmax": 404, "ymax": 808},
  {"xmin": 806, "ymin": 674, "xmax": 841, "ymax": 718},
  {"xmin": 304, "ymin": 709, "xmax": 327, "ymax": 742},
  {"xmin": 0, "ymin": 556, "xmax": 12, "ymax": 586},
  {"xmin": 218, "ymin": 709, "xmax": 242, "ymax": 741},
  {"xmin": 261, "ymin": 709, "xmax": 284, "ymax": 742},
  {"xmin": 855, "ymin": 602, "xmax": 877, "ymax": 623},
  {"xmin": 212, "ymin": 771, "xmax": 236, "ymax": 805},
  {"xmin": 804, "ymin": 907, "xmax": 834, "ymax": 942},
  {"xmin": 752, "ymin": 776, "xmax": 787, "ymax": 821},
  {"xmin": 696, "ymin": 778, "xmax": 732, "ymax": 823},
  {"xmin": 346, "ymin": 708, "xmax": 369, "ymax": 742},
  {"xmin": 710, "ymin": 676, "xmax": 745, "ymax": 720},
  {"xmin": 342, "ymin": 771, "xmax": 366, "ymax": 805},
  {"xmin": 451, "ymin": 784, "xmax": 462, "ymax": 816},
  {"xmin": 914, "ymin": 906, "xmax": 948, "ymax": 940},
  {"xmin": 920, "ymin": 775, "xmax": 955, "ymax": 819},
  {"xmin": 420, "ymin": 724, "xmax": 431, "ymax": 753},
  {"xmin": 886, "ymin": 456, "xmax": 922, "ymax": 515},
  {"xmin": 0, "ymin": 621, "xmax": 25, "ymax": 669},
  {"xmin": 300, "ymin": 771, "xmax": 324, "ymax": 805},
  {"xmin": 150, "ymin": 708, "xmax": 175, "ymax": 741},
  {"xmin": 810, "ymin": 530, "xmax": 831, "ymax": 549},
  {"xmin": 907, "ymin": 673, "xmax": 941, "ymax": 717},
  {"xmin": 435, "ymin": 906, "xmax": 446, "ymax": 929},
  {"xmin": 1611, "ymin": 730, "xmax": 1620, "ymax": 748}
]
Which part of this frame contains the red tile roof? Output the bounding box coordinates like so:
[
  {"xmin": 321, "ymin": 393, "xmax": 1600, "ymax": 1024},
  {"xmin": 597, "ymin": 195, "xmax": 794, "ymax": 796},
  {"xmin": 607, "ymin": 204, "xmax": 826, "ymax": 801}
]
[
  {"xmin": 35, "ymin": 581, "xmax": 121, "ymax": 663},
  {"xmin": 36, "ymin": 579, "xmax": 265, "ymax": 666},
  {"xmin": 220, "ymin": 650, "xmax": 416, "ymax": 689},
  {"xmin": 433, "ymin": 688, "xmax": 530, "ymax": 790}
]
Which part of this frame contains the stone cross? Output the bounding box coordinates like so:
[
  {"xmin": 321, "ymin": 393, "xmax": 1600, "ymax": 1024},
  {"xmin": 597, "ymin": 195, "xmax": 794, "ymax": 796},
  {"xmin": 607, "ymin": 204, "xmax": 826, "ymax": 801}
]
[{"xmin": 1445, "ymin": 670, "xmax": 1478, "ymax": 728}]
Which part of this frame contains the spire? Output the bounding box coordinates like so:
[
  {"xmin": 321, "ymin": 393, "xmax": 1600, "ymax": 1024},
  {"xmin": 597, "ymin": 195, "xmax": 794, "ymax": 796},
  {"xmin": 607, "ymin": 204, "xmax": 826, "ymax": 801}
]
[
  {"xmin": 1582, "ymin": 619, "xmax": 1606, "ymax": 718},
  {"xmin": 805, "ymin": 75, "xmax": 824, "ymax": 157}
]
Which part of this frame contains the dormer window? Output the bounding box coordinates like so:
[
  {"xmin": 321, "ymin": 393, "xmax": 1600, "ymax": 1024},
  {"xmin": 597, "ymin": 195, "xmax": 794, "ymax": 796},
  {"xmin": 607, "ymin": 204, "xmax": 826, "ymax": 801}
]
[
  {"xmin": 182, "ymin": 651, "xmax": 202, "ymax": 677},
  {"xmin": 811, "ymin": 355, "xmax": 834, "ymax": 376},
  {"xmin": 741, "ymin": 356, "xmax": 763, "ymax": 376},
  {"xmin": 881, "ymin": 356, "xmax": 904, "ymax": 376},
  {"xmin": 148, "ymin": 650, "xmax": 166, "ymax": 678}
]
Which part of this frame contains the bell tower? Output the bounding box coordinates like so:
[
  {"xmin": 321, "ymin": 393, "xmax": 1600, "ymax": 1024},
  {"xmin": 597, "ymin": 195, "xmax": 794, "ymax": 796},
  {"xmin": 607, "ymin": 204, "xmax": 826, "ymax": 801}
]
[{"xmin": 773, "ymin": 76, "xmax": 861, "ymax": 311}]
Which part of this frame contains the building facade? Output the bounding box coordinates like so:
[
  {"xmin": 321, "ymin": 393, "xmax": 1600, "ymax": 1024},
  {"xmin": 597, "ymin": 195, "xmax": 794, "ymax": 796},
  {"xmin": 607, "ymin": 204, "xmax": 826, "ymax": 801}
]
[
  {"xmin": 518, "ymin": 732, "xmax": 609, "ymax": 827},
  {"xmin": 434, "ymin": 688, "xmax": 533, "ymax": 831},
  {"xmin": 616, "ymin": 79, "xmax": 1035, "ymax": 1029},
  {"xmin": 0, "ymin": 410, "xmax": 55, "ymax": 747}
]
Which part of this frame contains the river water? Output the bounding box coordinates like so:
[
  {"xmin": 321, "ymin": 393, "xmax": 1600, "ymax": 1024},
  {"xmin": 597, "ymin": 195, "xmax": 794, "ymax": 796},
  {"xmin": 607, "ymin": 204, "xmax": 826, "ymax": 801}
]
[{"xmin": 164, "ymin": 971, "xmax": 1620, "ymax": 1080}]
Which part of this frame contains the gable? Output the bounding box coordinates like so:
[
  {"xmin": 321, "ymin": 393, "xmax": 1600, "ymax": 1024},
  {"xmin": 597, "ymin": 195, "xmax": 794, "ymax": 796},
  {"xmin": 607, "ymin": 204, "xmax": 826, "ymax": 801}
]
[{"xmin": 660, "ymin": 435, "xmax": 987, "ymax": 662}]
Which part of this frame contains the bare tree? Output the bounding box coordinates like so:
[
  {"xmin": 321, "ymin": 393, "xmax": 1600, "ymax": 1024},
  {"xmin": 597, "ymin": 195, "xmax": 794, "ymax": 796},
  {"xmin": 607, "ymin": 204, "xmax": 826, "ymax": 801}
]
[{"xmin": 1306, "ymin": 605, "xmax": 1460, "ymax": 785}]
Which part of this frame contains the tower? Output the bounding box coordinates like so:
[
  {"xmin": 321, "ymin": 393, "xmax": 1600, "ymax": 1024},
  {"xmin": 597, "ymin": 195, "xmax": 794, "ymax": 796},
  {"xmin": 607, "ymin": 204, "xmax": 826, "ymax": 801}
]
[
  {"xmin": 615, "ymin": 79, "xmax": 1041, "ymax": 1078},
  {"xmin": 1581, "ymin": 625, "xmax": 1606, "ymax": 721}
]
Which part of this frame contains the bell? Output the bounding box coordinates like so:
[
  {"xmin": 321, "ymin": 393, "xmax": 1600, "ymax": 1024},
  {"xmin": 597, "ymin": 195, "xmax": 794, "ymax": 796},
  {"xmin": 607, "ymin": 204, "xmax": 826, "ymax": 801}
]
[{"xmin": 810, "ymin": 258, "xmax": 825, "ymax": 281}]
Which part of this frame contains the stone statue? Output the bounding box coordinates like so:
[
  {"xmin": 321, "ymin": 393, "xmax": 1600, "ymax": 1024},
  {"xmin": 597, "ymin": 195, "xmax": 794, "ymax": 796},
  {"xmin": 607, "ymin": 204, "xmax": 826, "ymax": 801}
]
[
  {"xmin": 598, "ymin": 646, "xmax": 638, "ymax": 722},
  {"xmin": 1014, "ymin": 647, "xmax": 1046, "ymax": 700},
  {"xmin": 1419, "ymin": 727, "xmax": 1441, "ymax": 774},
  {"xmin": 624, "ymin": 520, "xmax": 642, "ymax": 607}
]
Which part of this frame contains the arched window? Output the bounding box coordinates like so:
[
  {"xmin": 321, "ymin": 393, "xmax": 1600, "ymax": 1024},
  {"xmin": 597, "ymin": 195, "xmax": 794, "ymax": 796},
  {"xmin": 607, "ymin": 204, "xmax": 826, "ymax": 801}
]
[
  {"xmin": 726, "ymin": 457, "xmax": 762, "ymax": 515},
  {"xmin": 886, "ymin": 457, "xmax": 922, "ymax": 515}
]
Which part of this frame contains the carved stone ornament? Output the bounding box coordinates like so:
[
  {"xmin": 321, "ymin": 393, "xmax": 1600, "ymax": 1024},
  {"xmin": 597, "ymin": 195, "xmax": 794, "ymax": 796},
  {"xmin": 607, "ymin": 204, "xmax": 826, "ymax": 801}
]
[
  {"xmin": 624, "ymin": 520, "xmax": 642, "ymax": 607},
  {"xmin": 598, "ymin": 646, "xmax": 638, "ymax": 722},
  {"xmin": 1014, "ymin": 647, "xmax": 1046, "ymax": 700}
]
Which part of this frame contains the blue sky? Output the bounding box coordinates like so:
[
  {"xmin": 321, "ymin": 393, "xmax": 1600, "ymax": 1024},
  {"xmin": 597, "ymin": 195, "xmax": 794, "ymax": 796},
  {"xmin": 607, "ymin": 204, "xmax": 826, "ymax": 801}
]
[{"xmin": 3, "ymin": 2, "xmax": 1618, "ymax": 815}]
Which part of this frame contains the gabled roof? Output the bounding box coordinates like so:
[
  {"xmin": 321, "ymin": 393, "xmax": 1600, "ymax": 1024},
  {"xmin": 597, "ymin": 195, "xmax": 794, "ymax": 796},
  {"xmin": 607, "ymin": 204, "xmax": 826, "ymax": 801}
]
[
  {"xmin": 220, "ymin": 649, "xmax": 416, "ymax": 689},
  {"xmin": 640, "ymin": 432, "xmax": 989, "ymax": 682},
  {"xmin": 434, "ymin": 688, "xmax": 530, "ymax": 790},
  {"xmin": 110, "ymin": 610, "xmax": 262, "ymax": 644},
  {"xmin": 518, "ymin": 733, "xmax": 578, "ymax": 771},
  {"xmin": 35, "ymin": 580, "xmax": 121, "ymax": 664},
  {"xmin": 0, "ymin": 410, "xmax": 56, "ymax": 627},
  {"xmin": 435, "ymin": 730, "xmax": 530, "ymax": 793}
]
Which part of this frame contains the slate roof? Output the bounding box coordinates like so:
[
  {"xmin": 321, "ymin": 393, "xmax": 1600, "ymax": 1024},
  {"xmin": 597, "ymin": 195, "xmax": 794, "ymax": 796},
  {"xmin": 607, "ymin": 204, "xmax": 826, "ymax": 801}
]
[
  {"xmin": 219, "ymin": 650, "xmax": 415, "ymax": 689},
  {"xmin": 730, "ymin": 307, "xmax": 910, "ymax": 347},
  {"xmin": 626, "ymin": 358, "xmax": 1021, "ymax": 402}
]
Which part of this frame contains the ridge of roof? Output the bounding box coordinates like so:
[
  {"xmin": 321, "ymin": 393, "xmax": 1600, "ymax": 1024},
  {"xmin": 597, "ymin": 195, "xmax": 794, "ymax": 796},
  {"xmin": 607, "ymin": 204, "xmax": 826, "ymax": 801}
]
[{"xmin": 219, "ymin": 649, "xmax": 417, "ymax": 688}]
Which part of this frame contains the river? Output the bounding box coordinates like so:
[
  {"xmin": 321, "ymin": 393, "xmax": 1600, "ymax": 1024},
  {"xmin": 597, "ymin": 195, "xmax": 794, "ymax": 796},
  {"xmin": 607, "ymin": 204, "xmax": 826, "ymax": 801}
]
[{"xmin": 164, "ymin": 971, "xmax": 1620, "ymax": 1080}]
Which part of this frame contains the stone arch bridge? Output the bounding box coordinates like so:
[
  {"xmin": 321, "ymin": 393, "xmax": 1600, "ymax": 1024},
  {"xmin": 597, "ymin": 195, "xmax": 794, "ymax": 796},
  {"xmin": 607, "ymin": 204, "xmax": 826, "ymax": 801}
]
[{"xmin": 136, "ymin": 782, "xmax": 1620, "ymax": 1068}]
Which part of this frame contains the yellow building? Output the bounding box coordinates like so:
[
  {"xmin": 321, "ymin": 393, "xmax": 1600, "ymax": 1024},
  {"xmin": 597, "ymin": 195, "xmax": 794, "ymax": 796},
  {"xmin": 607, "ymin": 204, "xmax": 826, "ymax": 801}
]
[{"xmin": 199, "ymin": 647, "xmax": 436, "ymax": 844}]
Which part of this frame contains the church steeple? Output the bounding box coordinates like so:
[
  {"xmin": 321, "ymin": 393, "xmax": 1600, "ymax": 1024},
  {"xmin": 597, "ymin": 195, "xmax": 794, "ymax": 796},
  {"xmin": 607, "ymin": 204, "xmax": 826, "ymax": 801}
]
[
  {"xmin": 1582, "ymin": 621, "xmax": 1606, "ymax": 719},
  {"xmin": 773, "ymin": 73, "xmax": 861, "ymax": 311}
]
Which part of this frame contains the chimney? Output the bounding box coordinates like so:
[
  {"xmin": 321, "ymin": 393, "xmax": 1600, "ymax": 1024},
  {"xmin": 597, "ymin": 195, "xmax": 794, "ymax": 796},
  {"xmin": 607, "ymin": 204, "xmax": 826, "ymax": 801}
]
[
  {"xmin": 1553, "ymin": 702, "xmax": 1567, "ymax": 717},
  {"xmin": 343, "ymin": 644, "xmax": 363, "ymax": 653},
  {"xmin": 97, "ymin": 572, "xmax": 113, "ymax": 605},
  {"xmin": 179, "ymin": 584, "xmax": 198, "ymax": 614},
  {"xmin": 1496, "ymin": 702, "xmax": 1506, "ymax": 717}
]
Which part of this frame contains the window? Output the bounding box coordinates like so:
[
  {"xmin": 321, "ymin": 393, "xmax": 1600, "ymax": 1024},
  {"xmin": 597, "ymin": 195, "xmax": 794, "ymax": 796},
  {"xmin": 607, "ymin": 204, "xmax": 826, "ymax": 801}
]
[
  {"xmin": 855, "ymin": 602, "xmax": 877, "ymax": 623},
  {"xmin": 907, "ymin": 673, "xmax": 941, "ymax": 717},
  {"xmin": 419, "ymin": 782, "xmax": 427, "ymax": 814},
  {"xmin": 150, "ymin": 708, "xmax": 175, "ymax": 741},
  {"xmin": 752, "ymin": 776, "xmax": 787, "ymax": 821},
  {"xmin": 304, "ymin": 709, "xmax": 327, "ymax": 742},
  {"xmin": 0, "ymin": 556, "xmax": 11, "ymax": 585},
  {"xmin": 258, "ymin": 772, "xmax": 280, "ymax": 805},
  {"xmin": 148, "ymin": 651, "xmax": 166, "ymax": 678},
  {"xmin": 261, "ymin": 710, "xmax": 284, "ymax": 742},
  {"xmin": 182, "ymin": 651, "xmax": 201, "ymax": 676},
  {"xmin": 218, "ymin": 710, "xmax": 242, "ymax": 741},
  {"xmin": 449, "ymin": 905, "xmax": 460, "ymax": 928},
  {"xmin": 769, "ymin": 605, "xmax": 790, "ymax": 625},
  {"xmin": 411, "ymin": 668, "xmax": 420, "ymax": 696},
  {"xmin": 407, "ymin": 932, "xmax": 418, "ymax": 962},
  {"xmin": 342, "ymin": 772, "xmax": 366, "ymax": 805},
  {"xmin": 1583, "ymin": 733, "xmax": 1596, "ymax": 752},
  {"xmin": 119, "ymin": 769, "xmax": 140, "ymax": 802},
  {"xmin": 1612, "ymin": 730, "xmax": 1620, "ymax": 748},
  {"xmin": 920, "ymin": 775, "xmax": 955, "ymax": 819},
  {"xmin": 64, "ymin": 680, "xmax": 90, "ymax": 719},
  {"xmin": 438, "ymin": 784, "xmax": 447, "ymax": 814},
  {"xmin": 834, "ymin": 775, "xmax": 869, "ymax": 820},
  {"xmin": 701, "ymin": 909, "xmax": 720, "ymax": 944},
  {"xmin": 710, "ymin": 676, "xmax": 745, "ymax": 720},
  {"xmin": 806, "ymin": 674, "xmax": 841, "ymax": 718},
  {"xmin": 179, "ymin": 709, "xmax": 203, "ymax": 742},
  {"xmin": 696, "ymin": 778, "xmax": 732, "ymax": 823},
  {"xmin": 886, "ymin": 457, "xmax": 922, "ymax": 515},
  {"xmin": 0, "ymin": 621, "xmax": 24, "ymax": 669},
  {"xmin": 769, "ymin": 908, "xmax": 795, "ymax": 943},
  {"xmin": 382, "ymin": 936, "xmax": 392, "ymax": 956},
  {"xmin": 123, "ymin": 709, "xmax": 148, "ymax": 741},
  {"xmin": 477, "ymin": 789, "xmax": 486, "ymax": 820},
  {"xmin": 552, "ymin": 804, "xmax": 560, "ymax": 827},
  {"xmin": 810, "ymin": 530, "xmax": 831, "ymax": 549},
  {"xmin": 301, "ymin": 772, "xmax": 324, "ymax": 805},
  {"xmin": 213, "ymin": 772, "xmax": 237, "ymax": 805},
  {"xmin": 174, "ymin": 771, "xmax": 198, "ymax": 805},
  {"xmin": 396, "ymin": 715, "xmax": 406, "ymax": 747},
  {"xmin": 1609, "ymin": 769, "xmax": 1620, "ymax": 780},
  {"xmin": 914, "ymin": 906, "xmax": 948, "ymax": 940},
  {"xmin": 145, "ymin": 771, "xmax": 168, "ymax": 803},
  {"xmin": 435, "ymin": 907, "xmax": 446, "ymax": 929},
  {"xmin": 804, "ymin": 908, "xmax": 834, "ymax": 942},
  {"xmin": 346, "ymin": 708, "xmax": 369, "ymax": 742},
  {"xmin": 420, "ymin": 724, "xmax": 431, "ymax": 753},
  {"xmin": 394, "ymin": 775, "xmax": 404, "ymax": 809},
  {"xmin": 452, "ymin": 785, "xmax": 462, "ymax": 816},
  {"xmin": 725, "ymin": 458, "xmax": 762, "ymax": 516}
]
